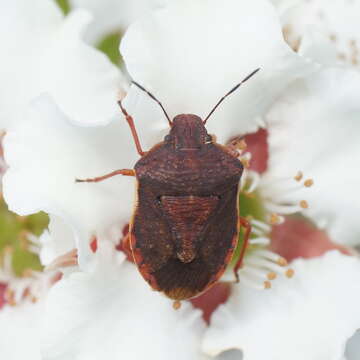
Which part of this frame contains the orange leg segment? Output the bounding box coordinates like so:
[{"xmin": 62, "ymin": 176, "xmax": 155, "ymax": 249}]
[
  {"xmin": 120, "ymin": 233, "xmax": 134, "ymax": 260},
  {"xmin": 118, "ymin": 101, "xmax": 146, "ymax": 157},
  {"xmin": 76, "ymin": 169, "xmax": 135, "ymax": 183},
  {"xmin": 234, "ymin": 216, "xmax": 252, "ymax": 282}
]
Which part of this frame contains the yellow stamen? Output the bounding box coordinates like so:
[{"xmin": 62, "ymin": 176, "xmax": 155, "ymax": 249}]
[
  {"xmin": 300, "ymin": 200, "xmax": 309, "ymax": 209},
  {"xmin": 304, "ymin": 179, "xmax": 314, "ymax": 187},
  {"xmin": 173, "ymin": 300, "xmax": 181, "ymax": 310},
  {"xmin": 5, "ymin": 288, "xmax": 16, "ymax": 306},
  {"xmin": 277, "ymin": 257, "xmax": 288, "ymax": 267},
  {"xmin": 294, "ymin": 171, "xmax": 303, "ymax": 182},
  {"xmin": 267, "ymin": 272, "xmax": 277, "ymax": 280},
  {"xmin": 286, "ymin": 269, "xmax": 295, "ymax": 278},
  {"xmin": 264, "ymin": 281, "xmax": 271, "ymax": 289},
  {"xmin": 270, "ymin": 213, "xmax": 281, "ymax": 225}
]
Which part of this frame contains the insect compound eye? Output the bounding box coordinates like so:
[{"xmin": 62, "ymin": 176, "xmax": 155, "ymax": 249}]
[
  {"xmin": 164, "ymin": 134, "xmax": 171, "ymax": 142},
  {"xmin": 205, "ymin": 134, "xmax": 213, "ymax": 144}
]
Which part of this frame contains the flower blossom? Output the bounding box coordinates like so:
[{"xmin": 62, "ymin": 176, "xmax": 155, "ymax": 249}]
[
  {"xmin": 69, "ymin": 0, "xmax": 166, "ymax": 44},
  {"xmin": 0, "ymin": 0, "xmax": 124, "ymax": 131},
  {"xmin": 274, "ymin": 0, "xmax": 360, "ymax": 68},
  {"xmin": 1, "ymin": 0, "xmax": 360, "ymax": 359}
]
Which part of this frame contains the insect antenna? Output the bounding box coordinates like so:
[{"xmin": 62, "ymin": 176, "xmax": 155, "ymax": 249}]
[
  {"xmin": 203, "ymin": 68, "xmax": 261, "ymax": 125},
  {"xmin": 132, "ymin": 81, "xmax": 173, "ymax": 127}
]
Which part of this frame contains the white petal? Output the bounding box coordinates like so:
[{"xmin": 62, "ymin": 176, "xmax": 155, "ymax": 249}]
[
  {"xmin": 298, "ymin": 29, "xmax": 338, "ymax": 66},
  {"xmin": 345, "ymin": 331, "xmax": 360, "ymax": 360},
  {"xmin": 0, "ymin": 0, "xmax": 62, "ymax": 130},
  {"xmin": 263, "ymin": 66, "xmax": 360, "ymax": 245},
  {"xmin": 0, "ymin": 1, "xmax": 123, "ymax": 130},
  {"xmin": 41, "ymin": 241, "xmax": 207, "ymax": 360},
  {"xmin": 203, "ymin": 251, "xmax": 360, "ymax": 360},
  {"xmin": 121, "ymin": 0, "xmax": 314, "ymax": 148},
  {"xmin": 3, "ymin": 95, "xmax": 138, "ymax": 267},
  {"xmin": 41, "ymin": 10, "xmax": 126, "ymax": 126},
  {"xmin": 270, "ymin": 0, "xmax": 300, "ymax": 16},
  {"xmin": 280, "ymin": 0, "xmax": 360, "ymax": 67},
  {"xmin": 39, "ymin": 215, "xmax": 77, "ymax": 267},
  {"xmin": 0, "ymin": 301, "xmax": 44, "ymax": 360},
  {"xmin": 70, "ymin": 0, "xmax": 166, "ymax": 44}
]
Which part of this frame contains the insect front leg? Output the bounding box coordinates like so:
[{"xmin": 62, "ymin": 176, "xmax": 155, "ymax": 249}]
[
  {"xmin": 233, "ymin": 216, "xmax": 252, "ymax": 282},
  {"xmin": 120, "ymin": 233, "xmax": 133, "ymax": 260},
  {"xmin": 118, "ymin": 101, "xmax": 146, "ymax": 157},
  {"xmin": 75, "ymin": 169, "xmax": 135, "ymax": 183}
]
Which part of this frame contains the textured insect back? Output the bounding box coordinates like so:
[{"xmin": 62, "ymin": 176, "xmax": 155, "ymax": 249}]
[{"xmin": 76, "ymin": 71, "xmax": 261, "ymax": 302}]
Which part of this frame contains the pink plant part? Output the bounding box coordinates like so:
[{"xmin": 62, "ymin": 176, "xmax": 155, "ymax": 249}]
[
  {"xmin": 0, "ymin": 282, "xmax": 7, "ymax": 309},
  {"xmin": 271, "ymin": 216, "xmax": 351, "ymax": 262}
]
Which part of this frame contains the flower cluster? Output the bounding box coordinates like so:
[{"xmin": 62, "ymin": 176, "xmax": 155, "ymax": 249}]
[{"xmin": 1, "ymin": 0, "xmax": 360, "ymax": 359}]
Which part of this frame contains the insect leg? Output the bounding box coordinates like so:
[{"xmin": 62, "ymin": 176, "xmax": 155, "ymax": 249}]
[
  {"xmin": 120, "ymin": 233, "xmax": 134, "ymax": 260},
  {"xmin": 234, "ymin": 216, "xmax": 252, "ymax": 282},
  {"xmin": 75, "ymin": 169, "xmax": 135, "ymax": 183},
  {"xmin": 118, "ymin": 100, "xmax": 146, "ymax": 156}
]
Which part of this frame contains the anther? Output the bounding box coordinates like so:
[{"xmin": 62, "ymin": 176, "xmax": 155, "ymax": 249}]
[
  {"xmin": 173, "ymin": 300, "xmax": 181, "ymax": 310},
  {"xmin": 264, "ymin": 281, "xmax": 271, "ymax": 289},
  {"xmin": 5, "ymin": 288, "xmax": 16, "ymax": 306},
  {"xmin": 270, "ymin": 213, "xmax": 282, "ymax": 225},
  {"xmin": 286, "ymin": 268, "xmax": 295, "ymax": 278},
  {"xmin": 300, "ymin": 200, "xmax": 309, "ymax": 209},
  {"xmin": 277, "ymin": 257, "xmax": 288, "ymax": 267},
  {"xmin": 304, "ymin": 179, "xmax": 314, "ymax": 187},
  {"xmin": 294, "ymin": 171, "xmax": 303, "ymax": 182},
  {"xmin": 267, "ymin": 272, "xmax": 277, "ymax": 280}
]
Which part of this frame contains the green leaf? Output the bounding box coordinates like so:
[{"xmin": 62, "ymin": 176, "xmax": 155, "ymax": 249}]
[
  {"xmin": 97, "ymin": 32, "xmax": 123, "ymax": 66},
  {"xmin": 55, "ymin": 0, "xmax": 70, "ymax": 15},
  {"xmin": 0, "ymin": 197, "xmax": 49, "ymax": 276}
]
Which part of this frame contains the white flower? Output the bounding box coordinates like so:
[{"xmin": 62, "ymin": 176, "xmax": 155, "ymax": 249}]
[
  {"xmin": 346, "ymin": 331, "xmax": 360, "ymax": 360},
  {"xmin": 3, "ymin": 96, "xmax": 137, "ymax": 268},
  {"xmin": 0, "ymin": 301, "xmax": 44, "ymax": 360},
  {"xmin": 3, "ymin": 0, "xmax": 312, "ymax": 269},
  {"xmin": 41, "ymin": 240, "xmax": 207, "ymax": 360},
  {"xmin": 261, "ymin": 65, "xmax": 360, "ymax": 246},
  {"xmin": 2, "ymin": 1, "xmax": 360, "ymax": 359},
  {"xmin": 39, "ymin": 215, "xmax": 78, "ymax": 267},
  {"xmin": 69, "ymin": 0, "xmax": 167, "ymax": 44},
  {"xmin": 121, "ymin": 0, "xmax": 314, "ymax": 148},
  {"xmin": 202, "ymin": 251, "xmax": 360, "ymax": 360},
  {"xmin": 0, "ymin": 246, "xmax": 54, "ymax": 360},
  {"xmin": 0, "ymin": 0, "xmax": 124, "ymax": 130},
  {"xmin": 275, "ymin": 0, "xmax": 360, "ymax": 67}
]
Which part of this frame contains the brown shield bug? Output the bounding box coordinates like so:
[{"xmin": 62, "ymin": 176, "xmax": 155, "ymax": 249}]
[{"xmin": 76, "ymin": 68, "xmax": 260, "ymax": 304}]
